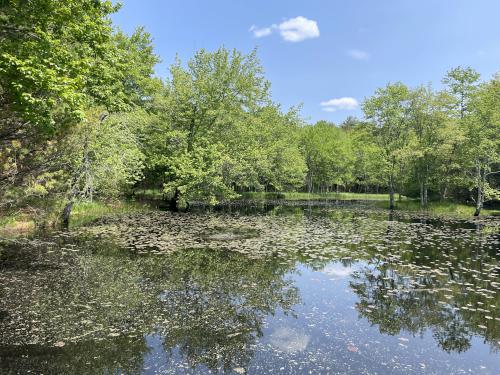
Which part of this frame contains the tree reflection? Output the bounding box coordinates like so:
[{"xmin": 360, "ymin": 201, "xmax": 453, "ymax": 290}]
[
  {"xmin": 0, "ymin": 239, "xmax": 300, "ymax": 373},
  {"xmin": 151, "ymin": 249, "xmax": 300, "ymax": 372},
  {"xmin": 350, "ymin": 259, "xmax": 499, "ymax": 353}
]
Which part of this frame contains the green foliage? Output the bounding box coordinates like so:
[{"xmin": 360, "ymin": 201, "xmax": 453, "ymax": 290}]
[
  {"xmin": 0, "ymin": 0, "xmax": 118, "ymax": 128},
  {"xmin": 0, "ymin": 1, "xmax": 160, "ymax": 223},
  {"xmin": 461, "ymin": 75, "xmax": 500, "ymax": 211},
  {"xmin": 362, "ymin": 82, "xmax": 411, "ymax": 207},
  {"xmin": 143, "ymin": 47, "xmax": 305, "ymax": 207},
  {"xmin": 62, "ymin": 109, "xmax": 146, "ymax": 200},
  {"xmin": 301, "ymin": 120, "xmax": 355, "ymax": 192},
  {"xmin": 442, "ymin": 66, "xmax": 480, "ymax": 118},
  {"xmin": 0, "ymin": 0, "xmax": 498, "ymax": 219}
]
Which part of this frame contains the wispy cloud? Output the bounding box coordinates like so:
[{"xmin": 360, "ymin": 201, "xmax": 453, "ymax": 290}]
[
  {"xmin": 347, "ymin": 49, "xmax": 370, "ymax": 60},
  {"xmin": 320, "ymin": 97, "xmax": 359, "ymax": 112},
  {"xmin": 249, "ymin": 25, "xmax": 273, "ymax": 38},
  {"xmin": 249, "ymin": 16, "xmax": 320, "ymax": 42}
]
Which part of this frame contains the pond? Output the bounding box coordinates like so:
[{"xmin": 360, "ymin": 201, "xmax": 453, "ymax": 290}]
[{"xmin": 0, "ymin": 203, "xmax": 499, "ymax": 374}]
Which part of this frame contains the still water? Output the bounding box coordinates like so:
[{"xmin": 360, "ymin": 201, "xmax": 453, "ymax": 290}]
[{"xmin": 0, "ymin": 203, "xmax": 499, "ymax": 374}]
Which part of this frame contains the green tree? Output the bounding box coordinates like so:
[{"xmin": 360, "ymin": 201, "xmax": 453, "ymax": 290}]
[
  {"xmin": 0, "ymin": 0, "xmax": 117, "ymax": 200},
  {"xmin": 362, "ymin": 83, "xmax": 411, "ymax": 209},
  {"xmin": 405, "ymin": 86, "xmax": 449, "ymax": 206},
  {"xmin": 347, "ymin": 121, "xmax": 386, "ymax": 193},
  {"xmin": 222, "ymin": 105, "xmax": 306, "ymax": 192},
  {"xmin": 442, "ymin": 66, "xmax": 480, "ymax": 119},
  {"xmin": 147, "ymin": 47, "xmax": 274, "ymax": 209},
  {"xmin": 0, "ymin": 1, "xmax": 161, "ymax": 223},
  {"xmin": 58, "ymin": 109, "xmax": 146, "ymax": 225},
  {"xmin": 301, "ymin": 121, "xmax": 354, "ymax": 193},
  {"xmin": 463, "ymin": 76, "xmax": 500, "ymax": 215}
]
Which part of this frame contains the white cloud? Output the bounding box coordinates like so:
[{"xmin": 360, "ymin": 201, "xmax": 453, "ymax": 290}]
[
  {"xmin": 347, "ymin": 49, "xmax": 370, "ymax": 60},
  {"xmin": 320, "ymin": 97, "xmax": 359, "ymax": 112},
  {"xmin": 270, "ymin": 327, "xmax": 310, "ymax": 353},
  {"xmin": 278, "ymin": 16, "xmax": 320, "ymax": 42},
  {"xmin": 249, "ymin": 25, "xmax": 273, "ymax": 38},
  {"xmin": 322, "ymin": 264, "xmax": 353, "ymax": 278},
  {"xmin": 249, "ymin": 16, "xmax": 320, "ymax": 42}
]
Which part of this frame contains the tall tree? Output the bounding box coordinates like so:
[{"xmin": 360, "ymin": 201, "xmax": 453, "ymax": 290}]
[
  {"xmin": 0, "ymin": 0, "xmax": 119, "ymax": 198},
  {"xmin": 363, "ymin": 83, "xmax": 411, "ymax": 209},
  {"xmin": 150, "ymin": 47, "xmax": 271, "ymax": 209},
  {"xmin": 405, "ymin": 86, "xmax": 448, "ymax": 207},
  {"xmin": 442, "ymin": 66, "xmax": 480, "ymax": 119},
  {"xmin": 463, "ymin": 76, "xmax": 500, "ymax": 215},
  {"xmin": 434, "ymin": 67, "xmax": 481, "ymax": 201},
  {"xmin": 301, "ymin": 121, "xmax": 354, "ymax": 193},
  {"xmin": 0, "ymin": 0, "xmax": 161, "ymax": 224},
  {"xmin": 347, "ymin": 121, "xmax": 385, "ymax": 193}
]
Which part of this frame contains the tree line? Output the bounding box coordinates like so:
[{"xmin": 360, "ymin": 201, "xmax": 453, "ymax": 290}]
[{"xmin": 1, "ymin": 0, "xmax": 498, "ymax": 224}]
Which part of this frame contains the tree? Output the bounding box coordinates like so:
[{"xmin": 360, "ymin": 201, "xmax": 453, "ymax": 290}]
[
  {"xmin": 362, "ymin": 83, "xmax": 411, "ymax": 209},
  {"xmin": 442, "ymin": 66, "xmax": 480, "ymax": 119},
  {"xmin": 347, "ymin": 121, "xmax": 385, "ymax": 193},
  {"xmin": 222, "ymin": 105, "xmax": 306, "ymax": 193},
  {"xmin": 462, "ymin": 76, "xmax": 500, "ymax": 215},
  {"xmin": 0, "ymin": 0, "xmax": 119, "ymax": 200},
  {"xmin": 0, "ymin": 1, "xmax": 161, "ymax": 224},
  {"xmin": 301, "ymin": 121, "xmax": 354, "ymax": 193},
  {"xmin": 147, "ymin": 47, "xmax": 273, "ymax": 209},
  {"xmin": 405, "ymin": 86, "xmax": 448, "ymax": 207},
  {"xmin": 59, "ymin": 109, "xmax": 146, "ymax": 225}
]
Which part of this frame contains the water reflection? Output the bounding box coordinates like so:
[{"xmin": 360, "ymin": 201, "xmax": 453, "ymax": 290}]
[
  {"xmin": 0, "ymin": 240, "xmax": 300, "ymax": 373},
  {"xmin": 0, "ymin": 204, "xmax": 498, "ymax": 374},
  {"xmin": 156, "ymin": 249, "xmax": 300, "ymax": 372}
]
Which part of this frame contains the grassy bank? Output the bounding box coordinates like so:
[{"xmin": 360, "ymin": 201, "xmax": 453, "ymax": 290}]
[
  {"xmin": 239, "ymin": 191, "xmax": 400, "ymax": 201},
  {"xmin": 0, "ymin": 200, "xmax": 150, "ymax": 236},
  {"xmin": 68, "ymin": 200, "xmax": 151, "ymax": 228},
  {"xmin": 374, "ymin": 200, "xmax": 500, "ymax": 217},
  {"xmin": 134, "ymin": 189, "xmax": 400, "ymax": 202},
  {"xmin": 3, "ymin": 193, "xmax": 494, "ymax": 237},
  {"xmin": 240, "ymin": 192, "xmax": 499, "ymax": 217}
]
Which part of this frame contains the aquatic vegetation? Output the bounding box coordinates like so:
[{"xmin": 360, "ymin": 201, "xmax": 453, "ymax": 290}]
[{"xmin": 0, "ymin": 204, "xmax": 498, "ymax": 374}]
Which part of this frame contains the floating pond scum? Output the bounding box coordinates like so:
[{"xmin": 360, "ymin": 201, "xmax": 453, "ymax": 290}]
[{"xmin": 0, "ymin": 204, "xmax": 499, "ymax": 374}]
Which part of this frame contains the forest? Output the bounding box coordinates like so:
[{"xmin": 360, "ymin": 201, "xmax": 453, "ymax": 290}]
[{"xmin": 1, "ymin": 0, "xmax": 499, "ymax": 228}]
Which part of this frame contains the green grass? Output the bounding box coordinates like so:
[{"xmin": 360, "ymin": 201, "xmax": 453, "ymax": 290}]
[
  {"xmin": 69, "ymin": 200, "xmax": 151, "ymax": 228},
  {"xmin": 133, "ymin": 188, "xmax": 166, "ymax": 200},
  {"xmin": 0, "ymin": 199, "xmax": 151, "ymax": 236},
  {"xmin": 374, "ymin": 200, "xmax": 500, "ymax": 217},
  {"xmin": 239, "ymin": 191, "xmax": 401, "ymax": 201},
  {"xmin": 0, "ymin": 208, "xmax": 39, "ymax": 236},
  {"xmin": 239, "ymin": 192, "xmax": 499, "ymax": 217},
  {"xmin": 133, "ymin": 189, "xmax": 400, "ymax": 202}
]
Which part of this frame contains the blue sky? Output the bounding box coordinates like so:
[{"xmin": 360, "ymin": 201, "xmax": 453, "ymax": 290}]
[{"xmin": 112, "ymin": 0, "xmax": 500, "ymax": 124}]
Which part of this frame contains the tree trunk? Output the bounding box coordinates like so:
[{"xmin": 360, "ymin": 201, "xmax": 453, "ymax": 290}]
[
  {"xmin": 170, "ymin": 188, "xmax": 180, "ymax": 212},
  {"xmin": 442, "ymin": 185, "xmax": 448, "ymax": 200},
  {"xmin": 62, "ymin": 200, "xmax": 74, "ymax": 228},
  {"xmin": 474, "ymin": 164, "xmax": 484, "ymax": 217},
  {"xmin": 474, "ymin": 187, "xmax": 482, "ymax": 216},
  {"xmin": 389, "ymin": 177, "xmax": 395, "ymax": 210},
  {"xmin": 420, "ymin": 181, "xmax": 424, "ymax": 207},
  {"xmin": 420, "ymin": 179, "xmax": 428, "ymax": 208},
  {"xmin": 306, "ymin": 169, "xmax": 313, "ymax": 193},
  {"xmin": 170, "ymin": 188, "xmax": 189, "ymax": 212}
]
